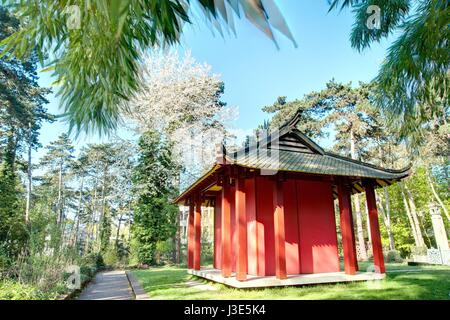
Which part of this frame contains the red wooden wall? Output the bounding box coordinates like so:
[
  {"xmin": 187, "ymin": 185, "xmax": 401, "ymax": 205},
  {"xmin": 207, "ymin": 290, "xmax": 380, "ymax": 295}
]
[
  {"xmin": 213, "ymin": 175, "xmax": 340, "ymax": 276},
  {"xmin": 296, "ymin": 180, "xmax": 340, "ymax": 273},
  {"xmin": 213, "ymin": 194, "xmax": 221, "ymax": 269}
]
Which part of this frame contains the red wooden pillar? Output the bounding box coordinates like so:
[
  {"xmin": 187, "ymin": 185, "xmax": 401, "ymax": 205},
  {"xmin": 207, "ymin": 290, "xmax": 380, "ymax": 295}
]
[
  {"xmin": 364, "ymin": 181, "xmax": 386, "ymax": 273},
  {"xmin": 337, "ymin": 180, "xmax": 358, "ymax": 275},
  {"xmin": 221, "ymin": 176, "xmax": 232, "ymax": 277},
  {"xmin": 273, "ymin": 179, "xmax": 287, "ymax": 279},
  {"xmin": 187, "ymin": 200, "xmax": 195, "ymax": 269},
  {"xmin": 235, "ymin": 176, "xmax": 247, "ymax": 281},
  {"xmin": 193, "ymin": 196, "xmax": 202, "ymax": 270}
]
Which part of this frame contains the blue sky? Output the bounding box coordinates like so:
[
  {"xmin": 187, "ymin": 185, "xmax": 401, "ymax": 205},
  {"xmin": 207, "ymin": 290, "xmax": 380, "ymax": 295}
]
[{"xmin": 35, "ymin": 0, "xmax": 391, "ymax": 162}]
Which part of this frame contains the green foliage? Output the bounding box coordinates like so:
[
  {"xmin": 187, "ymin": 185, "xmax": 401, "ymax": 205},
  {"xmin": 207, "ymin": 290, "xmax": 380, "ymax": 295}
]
[
  {"xmin": 1, "ymin": 223, "xmax": 76, "ymax": 298},
  {"xmin": 262, "ymin": 95, "xmax": 326, "ymax": 139},
  {"xmin": 103, "ymin": 246, "xmax": 119, "ymax": 267},
  {"xmin": 0, "ymin": 162, "xmax": 27, "ymax": 258},
  {"xmin": 81, "ymin": 252, "xmax": 105, "ymax": 271},
  {"xmin": 264, "ymin": 81, "xmax": 449, "ymax": 259},
  {"xmin": 200, "ymin": 240, "xmax": 214, "ymax": 266},
  {"xmin": 0, "ymin": 280, "xmax": 56, "ymax": 300},
  {"xmin": 1, "ymin": 1, "xmax": 295, "ymax": 134},
  {"xmin": 0, "ymin": 5, "xmax": 52, "ymax": 260},
  {"xmin": 0, "ymin": 244, "xmax": 11, "ymax": 273},
  {"xmin": 133, "ymin": 198, "xmax": 178, "ymax": 265},
  {"xmin": 132, "ymin": 131, "xmax": 179, "ymax": 265},
  {"xmin": 385, "ymin": 250, "xmax": 403, "ymax": 263},
  {"xmin": 155, "ymin": 239, "xmax": 174, "ymax": 264},
  {"xmin": 99, "ymin": 211, "xmax": 112, "ymax": 253},
  {"xmin": 128, "ymin": 237, "xmax": 140, "ymax": 266},
  {"xmin": 264, "ymin": 80, "xmax": 404, "ymax": 165},
  {"xmin": 411, "ymin": 246, "xmax": 428, "ymax": 256},
  {"xmin": 329, "ymin": 0, "xmax": 449, "ymax": 134},
  {"xmin": 0, "ymin": 6, "xmax": 52, "ymax": 148}
]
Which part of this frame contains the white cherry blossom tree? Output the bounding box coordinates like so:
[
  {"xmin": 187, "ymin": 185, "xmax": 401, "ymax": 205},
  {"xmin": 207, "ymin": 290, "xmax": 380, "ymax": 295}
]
[{"xmin": 126, "ymin": 50, "xmax": 236, "ymax": 189}]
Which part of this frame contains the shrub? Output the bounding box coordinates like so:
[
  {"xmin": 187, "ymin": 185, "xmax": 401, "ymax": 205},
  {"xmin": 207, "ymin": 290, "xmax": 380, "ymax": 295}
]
[
  {"xmin": 129, "ymin": 238, "xmax": 140, "ymax": 266},
  {"xmin": 103, "ymin": 247, "xmax": 119, "ymax": 267},
  {"xmin": 81, "ymin": 252, "xmax": 105, "ymax": 270},
  {"xmin": 411, "ymin": 246, "xmax": 428, "ymax": 256},
  {"xmin": 0, "ymin": 245, "xmax": 11, "ymax": 277},
  {"xmin": 201, "ymin": 241, "xmax": 214, "ymax": 266},
  {"xmin": 12, "ymin": 248, "xmax": 78, "ymax": 293},
  {"xmin": 0, "ymin": 280, "xmax": 54, "ymax": 300},
  {"xmin": 79, "ymin": 265, "xmax": 96, "ymax": 279},
  {"xmin": 385, "ymin": 250, "xmax": 403, "ymax": 263}
]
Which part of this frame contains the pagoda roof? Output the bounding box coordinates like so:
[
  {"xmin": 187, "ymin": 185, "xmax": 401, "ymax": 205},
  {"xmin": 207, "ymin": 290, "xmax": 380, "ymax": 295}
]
[{"xmin": 174, "ymin": 110, "xmax": 410, "ymax": 204}]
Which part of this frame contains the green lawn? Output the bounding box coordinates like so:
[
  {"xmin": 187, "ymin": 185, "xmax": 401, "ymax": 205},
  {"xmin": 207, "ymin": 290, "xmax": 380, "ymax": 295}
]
[{"xmin": 132, "ymin": 263, "xmax": 450, "ymax": 300}]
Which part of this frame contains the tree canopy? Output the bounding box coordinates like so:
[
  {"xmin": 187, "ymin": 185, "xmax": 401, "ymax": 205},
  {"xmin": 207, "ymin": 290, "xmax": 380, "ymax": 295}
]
[
  {"xmin": 0, "ymin": 0, "xmax": 295, "ymax": 134},
  {"xmin": 328, "ymin": 0, "xmax": 449, "ymax": 135}
]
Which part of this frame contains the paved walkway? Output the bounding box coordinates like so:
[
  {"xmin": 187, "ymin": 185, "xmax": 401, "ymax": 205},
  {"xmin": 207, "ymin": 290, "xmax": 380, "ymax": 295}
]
[{"xmin": 78, "ymin": 270, "xmax": 134, "ymax": 300}]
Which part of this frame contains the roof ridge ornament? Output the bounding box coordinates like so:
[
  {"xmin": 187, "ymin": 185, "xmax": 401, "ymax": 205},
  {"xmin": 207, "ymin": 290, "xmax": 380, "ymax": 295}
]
[{"xmin": 281, "ymin": 109, "xmax": 304, "ymax": 129}]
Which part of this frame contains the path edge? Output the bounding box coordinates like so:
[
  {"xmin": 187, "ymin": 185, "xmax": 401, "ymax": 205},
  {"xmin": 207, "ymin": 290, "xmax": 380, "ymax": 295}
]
[{"xmin": 125, "ymin": 270, "xmax": 151, "ymax": 300}]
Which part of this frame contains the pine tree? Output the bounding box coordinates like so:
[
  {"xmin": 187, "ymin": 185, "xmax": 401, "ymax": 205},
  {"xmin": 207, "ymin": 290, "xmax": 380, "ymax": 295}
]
[
  {"xmin": 329, "ymin": 0, "xmax": 448, "ymax": 133},
  {"xmin": 0, "ymin": 6, "xmax": 51, "ymax": 257},
  {"xmin": 39, "ymin": 134, "xmax": 75, "ymax": 226}
]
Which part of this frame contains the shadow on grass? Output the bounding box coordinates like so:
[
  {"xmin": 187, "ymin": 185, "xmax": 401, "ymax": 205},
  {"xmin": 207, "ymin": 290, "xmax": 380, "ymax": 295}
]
[{"xmin": 132, "ymin": 266, "xmax": 450, "ymax": 300}]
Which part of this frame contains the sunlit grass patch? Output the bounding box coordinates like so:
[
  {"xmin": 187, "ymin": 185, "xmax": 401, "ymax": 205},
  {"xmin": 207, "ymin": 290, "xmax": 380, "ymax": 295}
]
[{"xmin": 132, "ymin": 264, "xmax": 450, "ymax": 300}]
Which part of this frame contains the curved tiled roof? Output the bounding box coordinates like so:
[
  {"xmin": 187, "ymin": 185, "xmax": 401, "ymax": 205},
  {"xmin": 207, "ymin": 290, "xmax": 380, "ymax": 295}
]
[
  {"xmin": 225, "ymin": 149, "xmax": 410, "ymax": 180},
  {"xmin": 174, "ymin": 111, "xmax": 410, "ymax": 203}
]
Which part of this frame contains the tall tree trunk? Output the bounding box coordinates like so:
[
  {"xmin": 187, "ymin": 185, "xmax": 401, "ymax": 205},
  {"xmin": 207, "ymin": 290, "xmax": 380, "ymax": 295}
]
[
  {"xmin": 401, "ymin": 188, "xmax": 420, "ymax": 247},
  {"xmin": 128, "ymin": 219, "xmax": 132, "ymax": 243},
  {"xmin": 61, "ymin": 196, "xmax": 68, "ymax": 247},
  {"xmin": 175, "ymin": 211, "xmax": 181, "ymax": 264},
  {"xmin": 25, "ymin": 126, "xmax": 32, "ymax": 224},
  {"xmin": 96, "ymin": 167, "xmax": 108, "ymax": 251},
  {"xmin": 115, "ymin": 212, "xmax": 124, "ymax": 249},
  {"xmin": 73, "ymin": 175, "xmax": 84, "ymax": 247},
  {"xmin": 85, "ymin": 176, "xmax": 98, "ymax": 253},
  {"xmin": 4, "ymin": 129, "xmax": 19, "ymax": 170},
  {"xmin": 404, "ymin": 184, "xmax": 426, "ymax": 248},
  {"xmin": 426, "ymin": 166, "xmax": 450, "ymax": 222},
  {"xmin": 400, "ymin": 182, "xmax": 425, "ymax": 247},
  {"xmin": 377, "ymin": 188, "xmax": 395, "ymax": 250},
  {"xmin": 383, "ymin": 187, "xmax": 395, "ymax": 250},
  {"xmin": 57, "ymin": 161, "xmax": 63, "ymax": 225},
  {"xmin": 350, "ymin": 128, "xmax": 368, "ymax": 260},
  {"xmin": 127, "ymin": 202, "xmax": 133, "ymax": 243},
  {"xmin": 364, "ymin": 200, "xmax": 372, "ymax": 246},
  {"xmin": 354, "ymin": 195, "xmax": 368, "ymax": 260}
]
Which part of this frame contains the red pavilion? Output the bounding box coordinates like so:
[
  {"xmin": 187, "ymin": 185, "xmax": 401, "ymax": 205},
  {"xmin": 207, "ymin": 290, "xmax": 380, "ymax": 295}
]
[{"xmin": 175, "ymin": 111, "xmax": 409, "ymax": 287}]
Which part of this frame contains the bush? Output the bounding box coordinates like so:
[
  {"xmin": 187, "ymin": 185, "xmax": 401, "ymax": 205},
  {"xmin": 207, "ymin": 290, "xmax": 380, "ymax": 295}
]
[
  {"xmin": 0, "ymin": 245, "xmax": 11, "ymax": 277},
  {"xmin": 411, "ymin": 246, "xmax": 428, "ymax": 256},
  {"xmin": 79, "ymin": 265, "xmax": 96, "ymax": 279},
  {"xmin": 201, "ymin": 241, "xmax": 214, "ymax": 266},
  {"xmin": 0, "ymin": 280, "xmax": 55, "ymax": 300},
  {"xmin": 81, "ymin": 252, "xmax": 105, "ymax": 270},
  {"xmin": 385, "ymin": 250, "xmax": 403, "ymax": 263},
  {"xmin": 103, "ymin": 247, "xmax": 119, "ymax": 267},
  {"xmin": 78, "ymin": 252, "xmax": 105, "ymax": 284},
  {"xmin": 12, "ymin": 249, "xmax": 77, "ymax": 293}
]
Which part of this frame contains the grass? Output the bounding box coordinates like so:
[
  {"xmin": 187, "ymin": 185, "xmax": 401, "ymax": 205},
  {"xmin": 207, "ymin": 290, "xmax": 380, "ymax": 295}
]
[{"xmin": 132, "ymin": 263, "xmax": 450, "ymax": 300}]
